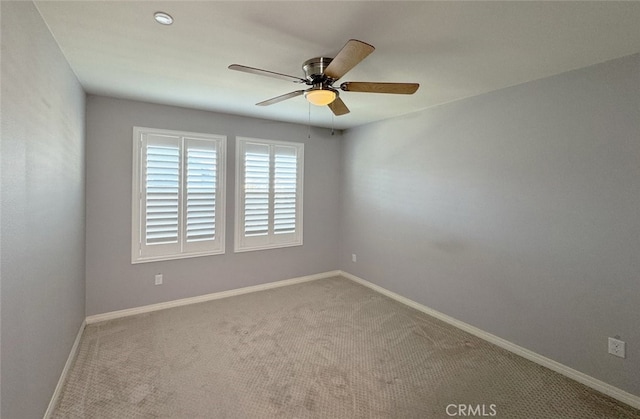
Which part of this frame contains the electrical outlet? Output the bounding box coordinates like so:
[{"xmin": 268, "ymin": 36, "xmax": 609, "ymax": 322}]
[
  {"xmin": 352, "ymin": 254, "xmax": 357, "ymax": 263},
  {"xmin": 154, "ymin": 274, "xmax": 163, "ymax": 286},
  {"xmin": 608, "ymin": 337, "xmax": 625, "ymax": 358}
]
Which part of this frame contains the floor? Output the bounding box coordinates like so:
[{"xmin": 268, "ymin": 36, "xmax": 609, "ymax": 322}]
[{"xmin": 53, "ymin": 277, "xmax": 640, "ymax": 418}]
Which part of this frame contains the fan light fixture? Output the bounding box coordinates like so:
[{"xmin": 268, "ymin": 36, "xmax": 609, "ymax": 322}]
[
  {"xmin": 154, "ymin": 12, "xmax": 173, "ymax": 25},
  {"xmin": 305, "ymin": 87, "xmax": 337, "ymax": 106}
]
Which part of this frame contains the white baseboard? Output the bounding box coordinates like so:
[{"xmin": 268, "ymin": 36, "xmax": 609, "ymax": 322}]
[
  {"xmin": 43, "ymin": 320, "xmax": 86, "ymax": 419},
  {"xmin": 339, "ymin": 270, "xmax": 640, "ymax": 411},
  {"xmin": 86, "ymin": 270, "xmax": 341, "ymax": 324}
]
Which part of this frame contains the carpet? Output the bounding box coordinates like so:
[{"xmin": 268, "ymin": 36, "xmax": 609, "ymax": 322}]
[{"xmin": 52, "ymin": 276, "xmax": 640, "ymax": 418}]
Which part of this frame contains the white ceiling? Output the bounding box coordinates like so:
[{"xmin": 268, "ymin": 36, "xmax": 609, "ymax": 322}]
[{"xmin": 35, "ymin": 1, "xmax": 640, "ymax": 130}]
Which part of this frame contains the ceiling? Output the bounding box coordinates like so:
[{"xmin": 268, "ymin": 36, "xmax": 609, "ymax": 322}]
[{"xmin": 35, "ymin": 1, "xmax": 640, "ymax": 130}]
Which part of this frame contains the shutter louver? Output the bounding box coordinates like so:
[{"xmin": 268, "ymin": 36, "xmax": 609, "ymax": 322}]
[
  {"xmin": 186, "ymin": 142, "xmax": 217, "ymax": 242},
  {"xmin": 145, "ymin": 144, "xmax": 180, "ymax": 244},
  {"xmin": 244, "ymin": 144, "xmax": 270, "ymax": 237},
  {"xmin": 274, "ymin": 146, "xmax": 297, "ymax": 234}
]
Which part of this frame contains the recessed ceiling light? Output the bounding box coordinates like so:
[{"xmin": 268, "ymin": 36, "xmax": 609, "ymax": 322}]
[{"xmin": 154, "ymin": 12, "xmax": 173, "ymax": 25}]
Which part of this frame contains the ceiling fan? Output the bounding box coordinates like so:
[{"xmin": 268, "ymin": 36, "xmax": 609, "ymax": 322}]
[{"xmin": 229, "ymin": 39, "xmax": 419, "ymax": 116}]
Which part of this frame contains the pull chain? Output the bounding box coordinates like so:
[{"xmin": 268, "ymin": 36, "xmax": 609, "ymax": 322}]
[
  {"xmin": 331, "ymin": 112, "xmax": 335, "ymax": 136},
  {"xmin": 308, "ymin": 102, "xmax": 311, "ymax": 139}
]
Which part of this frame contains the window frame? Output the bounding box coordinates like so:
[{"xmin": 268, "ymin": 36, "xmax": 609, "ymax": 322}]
[
  {"xmin": 131, "ymin": 126, "xmax": 226, "ymax": 264},
  {"xmin": 234, "ymin": 137, "xmax": 304, "ymax": 253}
]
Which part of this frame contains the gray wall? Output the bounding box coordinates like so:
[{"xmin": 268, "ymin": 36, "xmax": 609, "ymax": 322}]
[
  {"xmin": 85, "ymin": 96, "xmax": 341, "ymax": 316},
  {"xmin": 340, "ymin": 53, "xmax": 640, "ymax": 396},
  {"xmin": 1, "ymin": 2, "xmax": 86, "ymax": 418}
]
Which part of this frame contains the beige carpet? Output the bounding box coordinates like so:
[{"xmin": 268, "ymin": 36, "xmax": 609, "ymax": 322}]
[{"xmin": 53, "ymin": 277, "xmax": 640, "ymax": 418}]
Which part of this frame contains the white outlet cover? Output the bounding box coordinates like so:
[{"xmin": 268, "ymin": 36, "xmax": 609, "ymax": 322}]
[
  {"xmin": 154, "ymin": 274, "xmax": 163, "ymax": 285},
  {"xmin": 608, "ymin": 337, "xmax": 626, "ymax": 358}
]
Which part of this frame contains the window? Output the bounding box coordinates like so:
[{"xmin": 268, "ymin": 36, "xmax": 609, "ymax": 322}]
[
  {"xmin": 235, "ymin": 137, "xmax": 304, "ymax": 252},
  {"xmin": 132, "ymin": 127, "xmax": 226, "ymax": 263}
]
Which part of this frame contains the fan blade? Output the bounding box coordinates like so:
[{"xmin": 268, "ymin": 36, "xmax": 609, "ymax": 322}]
[
  {"xmin": 328, "ymin": 97, "xmax": 350, "ymax": 116},
  {"xmin": 229, "ymin": 64, "xmax": 306, "ymax": 83},
  {"xmin": 256, "ymin": 90, "xmax": 305, "ymax": 106},
  {"xmin": 340, "ymin": 82, "xmax": 419, "ymax": 94},
  {"xmin": 324, "ymin": 40, "xmax": 375, "ymax": 81}
]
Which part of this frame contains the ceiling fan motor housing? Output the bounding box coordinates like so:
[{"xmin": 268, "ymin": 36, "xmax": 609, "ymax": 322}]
[{"xmin": 303, "ymin": 57, "xmax": 333, "ymax": 83}]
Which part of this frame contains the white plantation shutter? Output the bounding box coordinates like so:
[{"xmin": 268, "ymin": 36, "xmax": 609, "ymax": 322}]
[
  {"xmin": 145, "ymin": 137, "xmax": 180, "ymax": 247},
  {"xmin": 183, "ymin": 138, "xmax": 219, "ymax": 252},
  {"xmin": 235, "ymin": 138, "xmax": 303, "ymax": 252},
  {"xmin": 244, "ymin": 143, "xmax": 270, "ymax": 237},
  {"xmin": 273, "ymin": 146, "xmax": 298, "ymax": 235},
  {"xmin": 132, "ymin": 128, "xmax": 226, "ymax": 263}
]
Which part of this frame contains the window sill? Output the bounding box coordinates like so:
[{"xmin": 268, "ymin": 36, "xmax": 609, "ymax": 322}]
[
  {"xmin": 131, "ymin": 249, "xmax": 225, "ymax": 264},
  {"xmin": 234, "ymin": 240, "xmax": 303, "ymax": 254}
]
